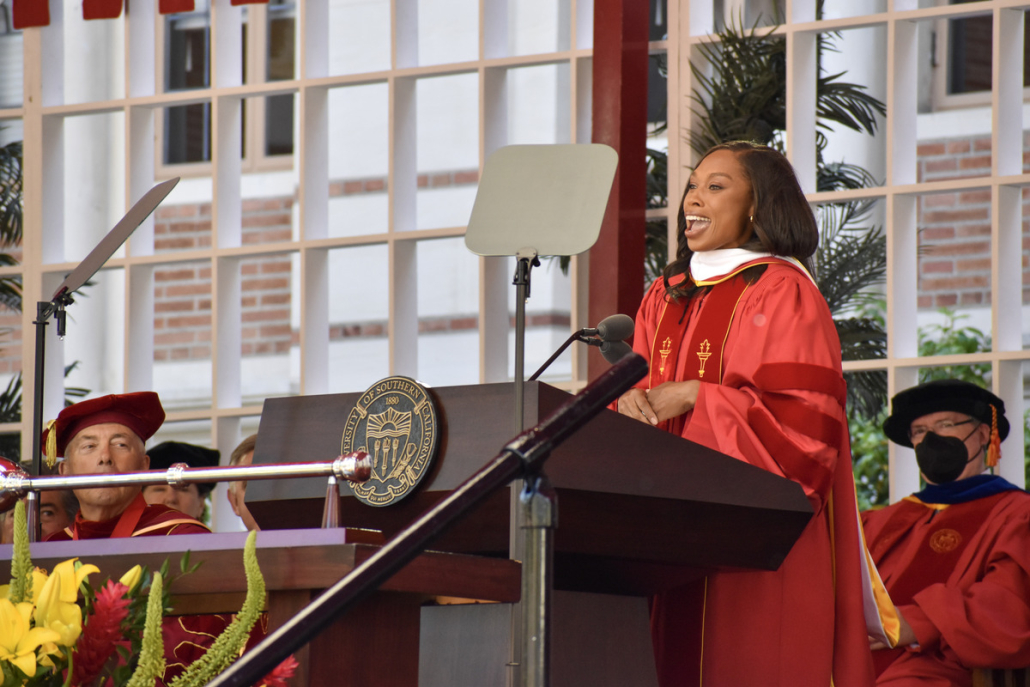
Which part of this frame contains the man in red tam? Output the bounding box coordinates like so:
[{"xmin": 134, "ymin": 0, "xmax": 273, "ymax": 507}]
[
  {"xmin": 42, "ymin": 392, "xmax": 209, "ymax": 540},
  {"xmin": 863, "ymin": 380, "xmax": 1030, "ymax": 686}
]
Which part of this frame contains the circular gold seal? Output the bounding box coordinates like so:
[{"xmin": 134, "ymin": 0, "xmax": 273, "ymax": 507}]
[
  {"xmin": 929, "ymin": 528, "xmax": 962, "ymax": 553},
  {"xmin": 341, "ymin": 376, "xmax": 440, "ymax": 507}
]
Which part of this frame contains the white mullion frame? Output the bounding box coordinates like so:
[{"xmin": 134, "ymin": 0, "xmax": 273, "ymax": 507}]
[
  {"xmin": 214, "ymin": 256, "xmax": 242, "ymax": 409},
  {"xmin": 480, "ymin": 63, "xmax": 510, "ymax": 383},
  {"xmin": 569, "ymin": 6, "xmax": 589, "ymax": 386},
  {"xmin": 995, "ymin": 183, "xmax": 1024, "ymax": 485},
  {"xmin": 298, "ymin": 80, "xmax": 330, "ymax": 395},
  {"xmin": 785, "ymin": 26, "xmax": 817, "ymax": 192},
  {"xmin": 389, "ymin": 73, "xmax": 418, "ymax": 376},
  {"xmin": 125, "ymin": 264, "xmax": 155, "ymax": 393},
  {"xmin": 127, "ymin": 106, "xmax": 157, "ymax": 258},
  {"xmin": 127, "ymin": 1, "xmax": 156, "ymax": 99},
  {"xmin": 887, "ymin": 18, "xmax": 917, "ymax": 187},
  {"xmin": 19, "ymin": 27, "xmax": 45, "ymax": 463},
  {"xmin": 993, "ymin": 8, "xmax": 1022, "ymax": 178}
]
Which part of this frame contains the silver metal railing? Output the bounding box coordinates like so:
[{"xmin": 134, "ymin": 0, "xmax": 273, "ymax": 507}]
[{"xmin": 0, "ymin": 452, "xmax": 371, "ymax": 537}]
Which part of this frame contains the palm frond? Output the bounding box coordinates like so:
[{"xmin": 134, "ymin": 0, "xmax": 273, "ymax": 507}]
[{"xmin": 0, "ymin": 141, "xmax": 23, "ymax": 250}]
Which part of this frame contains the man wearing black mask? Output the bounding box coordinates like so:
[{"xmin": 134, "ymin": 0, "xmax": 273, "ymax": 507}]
[{"xmin": 862, "ymin": 380, "xmax": 1030, "ymax": 686}]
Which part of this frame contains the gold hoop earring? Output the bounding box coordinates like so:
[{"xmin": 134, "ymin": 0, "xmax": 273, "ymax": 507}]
[{"xmin": 749, "ymin": 215, "xmax": 754, "ymax": 224}]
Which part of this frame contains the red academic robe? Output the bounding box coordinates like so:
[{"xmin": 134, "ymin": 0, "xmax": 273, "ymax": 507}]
[
  {"xmin": 45, "ymin": 493, "xmax": 228, "ymax": 683},
  {"xmin": 630, "ymin": 263, "xmax": 875, "ymax": 686},
  {"xmin": 862, "ymin": 488, "xmax": 1030, "ymax": 686}
]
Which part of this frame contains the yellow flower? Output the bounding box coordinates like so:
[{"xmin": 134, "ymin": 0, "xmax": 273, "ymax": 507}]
[
  {"xmin": 0, "ymin": 598, "xmax": 59, "ymax": 677},
  {"xmin": 120, "ymin": 565, "xmax": 143, "ymax": 593},
  {"xmin": 47, "ymin": 559, "xmax": 98, "ymax": 604},
  {"xmin": 34, "ymin": 567, "xmax": 85, "ymax": 647}
]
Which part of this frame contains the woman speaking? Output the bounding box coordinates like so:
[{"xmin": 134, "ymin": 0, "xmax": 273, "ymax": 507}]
[{"xmin": 617, "ymin": 142, "xmax": 876, "ymax": 686}]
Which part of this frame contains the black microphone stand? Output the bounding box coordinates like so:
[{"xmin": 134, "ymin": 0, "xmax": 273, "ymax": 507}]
[
  {"xmin": 27, "ymin": 290, "xmax": 74, "ymax": 540},
  {"xmin": 25, "ymin": 178, "xmax": 179, "ymax": 541}
]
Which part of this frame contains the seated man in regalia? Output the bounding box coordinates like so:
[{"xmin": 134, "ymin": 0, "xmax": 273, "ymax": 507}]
[{"xmin": 863, "ymin": 380, "xmax": 1030, "ymax": 686}]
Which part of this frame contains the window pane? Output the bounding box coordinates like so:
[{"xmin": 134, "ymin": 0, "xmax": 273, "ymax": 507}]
[
  {"xmin": 510, "ymin": 0, "xmax": 571, "ymax": 56},
  {"xmin": 328, "ymin": 0, "xmax": 391, "ymax": 75},
  {"xmin": 63, "ymin": 112, "xmax": 127, "ymax": 265},
  {"xmin": 328, "ymin": 83, "xmax": 389, "ymax": 237},
  {"xmin": 916, "ymin": 189, "xmax": 993, "ymax": 355},
  {"xmin": 165, "ymin": 103, "xmax": 212, "ymax": 165},
  {"xmin": 64, "ymin": 10, "xmax": 124, "ymax": 105},
  {"xmin": 0, "ymin": 32, "xmax": 23, "ymax": 108},
  {"xmin": 328, "ymin": 244, "xmax": 389, "ymax": 392},
  {"xmin": 241, "ymin": 252, "xmax": 298, "ymax": 404},
  {"xmin": 166, "ymin": 10, "xmax": 211, "ymax": 91},
  {"xmin": 415, "ymin": 74, "xmax": 479, "ymax": 231},
  {"xmin": 508, "ymin": 63, "xmax": 572, "ymax": 144},
  {"xmin": 947, "ymin": 13, "xmax": 993, "ymax": 94},
  {"xmin": 418, "ymin": 0, "xmax": 479, "ymax": 66},
  {"xmin": 153, "ymin": 260, "xmax": 213, "ymax": 410},
  {"xmin": 268, "ymin": 2, "xmax": 296, "ymax": 81},
  {"xmin": 264, "ymin": 94, "xmax": 294, "ymax": 157},
  {"xmin": 64, "ymin": 268, "xmax": 126, "ymax": 399},
  {"xmin": 417, "ymin": 237, "xmax": 479, "ymax": 386}
]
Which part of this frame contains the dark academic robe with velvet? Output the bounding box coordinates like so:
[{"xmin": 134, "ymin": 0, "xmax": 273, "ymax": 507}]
[
  {"xmin": 862, "ymin": 476, "xmax": 1030, "ymax": 686},
  {"xmin": 45, "ymin": 493, "xmax": 228, "ymax": 683},
  {"xmin": 630, "ymin": 263, "xmax": 875, "ymax": 686}
]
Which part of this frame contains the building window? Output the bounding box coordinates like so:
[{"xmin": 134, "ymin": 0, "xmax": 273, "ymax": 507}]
[{"xmin": 160, "ymin": 0, "xmax": 296, "ymax": 172}]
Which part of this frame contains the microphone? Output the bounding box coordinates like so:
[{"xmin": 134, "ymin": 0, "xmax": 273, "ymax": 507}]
[
  {"xmin": 528, "ymin": 313, "xmax": 635, "ymax": 380},
  {"xmin": 598, "ymin": 340, "xmax": 633, "ymax": 364},
  {"xmin": 583, "ymin": 313, "xmax": 634, "ymax": 342}
]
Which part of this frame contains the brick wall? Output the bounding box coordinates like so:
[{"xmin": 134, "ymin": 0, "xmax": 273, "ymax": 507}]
[
  {"xmin": 5, "ymin": 146, "xmax": 1010, "ymax": 379},
  {"xmin": 151, "ymin": 170, "xmax": 486, "ymax": 363},
  {"xmin": 915, "ymin": 134, "xmax": 1026, "ymax": 309}
]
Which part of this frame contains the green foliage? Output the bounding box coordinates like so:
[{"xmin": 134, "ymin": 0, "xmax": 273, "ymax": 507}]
[
  {"xmin": 688, "ymin": 16, "xmax": 886, "ymax": 160},
  {"xmin": 917, "ymin": 310, "xmax": 991, "ymax": 384},
  {"xmin": 850, "ymin": 409, "xmax": 890, "ymax": 510}
]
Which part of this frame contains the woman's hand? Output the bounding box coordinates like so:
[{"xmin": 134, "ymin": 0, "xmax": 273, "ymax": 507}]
[
  {"xmin": 617, "ymin": 381, "xmax": 701, "ymax": 426},
  {"xmin": 617, "ymin": 388, "xmax": 658, "ymax": 425},
  {"xmin": 647, "ymin": 380, "xmax": 700, "ymax": 422}
]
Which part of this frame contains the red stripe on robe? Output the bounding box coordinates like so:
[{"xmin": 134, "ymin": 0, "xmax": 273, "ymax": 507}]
[
  {"xmin": 159, "ymin": 0, "xmax": 195, "ymax": 14},
  {"xmin": 83, "ymin": 0, "xmax": 122, "ymax": 20},
  {"xmin": 12, "ymin": 0, "xmax": 49, "ymax": 29},
  {"xmin": 231, "ymin": 0, "xmax": 269, "ymax": 5}
]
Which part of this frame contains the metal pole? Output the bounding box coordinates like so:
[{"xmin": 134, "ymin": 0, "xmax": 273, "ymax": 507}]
[
  {"xmin": 28, "ymin": 300, "xmax": 52, "ymax": 543},
  {"xmin": 521, "ymin": 472, "xmax": 556, "ymax": 687}
]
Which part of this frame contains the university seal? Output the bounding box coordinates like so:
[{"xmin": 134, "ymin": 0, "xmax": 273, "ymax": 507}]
[{"xmin": 341, "ymin": 376, "xmax": 440, "ymax": 506}]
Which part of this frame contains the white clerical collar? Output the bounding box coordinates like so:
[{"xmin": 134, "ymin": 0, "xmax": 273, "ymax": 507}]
[{"xmin": 689, "ymin": 248, "xmax": 816, "ymax": 285}]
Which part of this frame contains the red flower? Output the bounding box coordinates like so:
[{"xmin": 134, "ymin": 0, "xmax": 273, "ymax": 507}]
[
  {"xmin": 71, "ymin": 580, "xmax": 131, "ymax": 686},
  {"xmin": 257, "ymin": 655, "xmax": 299, "ymax": 687}
]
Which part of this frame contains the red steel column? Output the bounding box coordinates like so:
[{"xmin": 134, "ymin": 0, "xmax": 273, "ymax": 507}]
[{"xmin": 589, "ymin": 0, "xmax": 649, "ymax": 380}]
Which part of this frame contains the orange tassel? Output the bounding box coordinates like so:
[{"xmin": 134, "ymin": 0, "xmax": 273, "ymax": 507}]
[{"xmin": 986, "ymin": 405, "xmax": 1001, "ymax": 469}]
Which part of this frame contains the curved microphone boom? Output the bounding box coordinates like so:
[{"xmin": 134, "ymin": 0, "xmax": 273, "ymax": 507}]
[{"xmin": 528, "ymin": 313, "xmax": 635, "ymax": 381}]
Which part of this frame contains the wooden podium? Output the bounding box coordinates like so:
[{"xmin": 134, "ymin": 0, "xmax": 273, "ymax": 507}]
[{"xmin": 248, "ymin": 381, "xmax": 813, "ymax": 595}]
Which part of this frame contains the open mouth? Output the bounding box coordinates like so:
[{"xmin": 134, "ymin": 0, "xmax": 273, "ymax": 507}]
[{"xmin": 684, "ymin": 214, "xmax": 711, "ymax": 235}]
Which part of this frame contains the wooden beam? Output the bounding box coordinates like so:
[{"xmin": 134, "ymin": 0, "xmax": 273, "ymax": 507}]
[{"xmin": 590, "ymin": 0, "xmax": 650, "ymax": 380}]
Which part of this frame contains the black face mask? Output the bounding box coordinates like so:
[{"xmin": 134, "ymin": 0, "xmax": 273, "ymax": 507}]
[{"xmin": 915, "ymin": 427, "xmax": 981, "ymax": 485}]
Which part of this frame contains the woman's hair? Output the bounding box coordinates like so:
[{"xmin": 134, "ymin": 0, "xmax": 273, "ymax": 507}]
[{"xmin": 663, "ymin": 141, "xmax": 819, "ymax": 301}]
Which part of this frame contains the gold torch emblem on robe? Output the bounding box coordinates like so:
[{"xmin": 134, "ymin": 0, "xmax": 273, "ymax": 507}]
[
  {"xmin": 697, "ymin": 339, "xmax": 712, "ymax": 377},
  {"xmin": 658, "ymin": 337, "xmax": 673, "ymax": 374}
]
